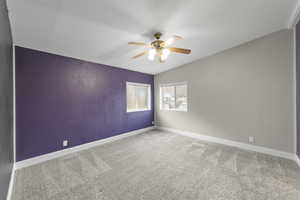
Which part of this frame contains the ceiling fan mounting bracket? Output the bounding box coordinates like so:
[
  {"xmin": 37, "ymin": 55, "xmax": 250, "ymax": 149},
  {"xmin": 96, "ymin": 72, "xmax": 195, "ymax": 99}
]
[{"xmin": 154, "ymin": 32, "xmax": 162, "ymax": 40}]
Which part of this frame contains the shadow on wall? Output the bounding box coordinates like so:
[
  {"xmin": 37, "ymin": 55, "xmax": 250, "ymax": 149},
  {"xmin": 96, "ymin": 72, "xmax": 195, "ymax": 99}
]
[{"xmin": 0, "ymin": 0, "xmax": 14, "ymax": 200}]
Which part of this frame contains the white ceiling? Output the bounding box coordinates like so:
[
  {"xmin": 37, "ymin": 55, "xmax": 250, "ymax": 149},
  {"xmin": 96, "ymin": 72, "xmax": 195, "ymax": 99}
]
[{"xmin": 7, "ymin": 0, "xmax": 298, "ymax": 74}]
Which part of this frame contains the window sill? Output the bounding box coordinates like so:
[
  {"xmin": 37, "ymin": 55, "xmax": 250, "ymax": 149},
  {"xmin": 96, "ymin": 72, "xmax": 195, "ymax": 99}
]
[
  {"xmin": 127, "ymin": 109, "xmax": 151, "ymax": 113},
  {"xmin": 160, "ymin": 109, "xmax": 188, "ymax": 112}
]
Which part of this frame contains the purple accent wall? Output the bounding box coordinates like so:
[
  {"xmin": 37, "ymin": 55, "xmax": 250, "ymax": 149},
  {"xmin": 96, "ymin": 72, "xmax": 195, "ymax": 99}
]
[
  {"xmin": 297, "ymin": 22, "xmax": 300, "ymax": 158},
  {"xmin": 16, "ymin": 46, "xmax": 154, "ymax": 161}
]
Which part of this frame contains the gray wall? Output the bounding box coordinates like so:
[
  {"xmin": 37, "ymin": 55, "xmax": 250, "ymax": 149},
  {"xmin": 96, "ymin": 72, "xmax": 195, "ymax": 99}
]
[
  {"xmin": 0, "ymin": 0, "xmax": 14, "ymax": 199},
  {"xmin": 155, "ymin": 29, "xmax": 294, "ymax": 153}
]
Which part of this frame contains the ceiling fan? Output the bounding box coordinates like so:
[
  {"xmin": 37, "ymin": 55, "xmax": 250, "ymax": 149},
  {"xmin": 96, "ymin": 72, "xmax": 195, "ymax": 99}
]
[{"xmin": 128, "ymin": 32, "xmax": 191, "ymax": 62}]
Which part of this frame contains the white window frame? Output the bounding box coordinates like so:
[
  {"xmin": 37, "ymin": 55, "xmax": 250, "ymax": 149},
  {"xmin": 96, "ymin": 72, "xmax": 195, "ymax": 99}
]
[
  {"xmin": 126, "ymin": 82, "xmax": 152, "ymax": 113},
  {"xmin": 160, "ymin": 82, "xmax": 188, "ymax": 112}
]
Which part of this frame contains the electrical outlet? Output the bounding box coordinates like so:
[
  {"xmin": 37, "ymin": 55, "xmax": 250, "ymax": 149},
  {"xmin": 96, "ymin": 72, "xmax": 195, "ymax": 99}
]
[
  {"xmin": 63, "ymin": 140, "xmax": 68, "ymax": 147},
  {"xmin": 248, "ymin": 136, "xmax": 254, "ymax": 143},
  {"xmin": 152, "ymin": 121, "xmax": 155, "ymax": 125}
]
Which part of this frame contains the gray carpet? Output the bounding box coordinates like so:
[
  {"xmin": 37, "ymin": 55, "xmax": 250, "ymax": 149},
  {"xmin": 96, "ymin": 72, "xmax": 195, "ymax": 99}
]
[{"xmin": 11, "ymin": 130, "xmax": 300, "ymax": 200}]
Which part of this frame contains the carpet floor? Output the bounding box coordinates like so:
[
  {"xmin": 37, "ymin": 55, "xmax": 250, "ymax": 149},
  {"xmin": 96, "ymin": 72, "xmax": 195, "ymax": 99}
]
[{"xmin": 11, "ymin": 130, "xmax": 300, "ymax": 200}]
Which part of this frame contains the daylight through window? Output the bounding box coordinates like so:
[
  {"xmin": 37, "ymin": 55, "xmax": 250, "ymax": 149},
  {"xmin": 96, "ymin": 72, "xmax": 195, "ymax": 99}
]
[
  {"xmin": 126, "ymin": 82, "xmax": 151, "ymax": 112},
  {"xmin": 160, "ymin": 82, "xmax": 187, "ymax": 111}
]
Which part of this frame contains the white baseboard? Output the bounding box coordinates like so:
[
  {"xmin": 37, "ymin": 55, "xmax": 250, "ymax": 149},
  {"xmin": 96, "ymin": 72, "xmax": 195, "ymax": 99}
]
[
  {"xmin": 156, "ymin": 126, "xmax": 295, "ymax": 161},
  {"xmin": 6, "ymin": 164, "xmax": 15, "ymax": 200},
  {"xmin": 15, "ymin": 126, "xmax": 154, "ymax": 169}
]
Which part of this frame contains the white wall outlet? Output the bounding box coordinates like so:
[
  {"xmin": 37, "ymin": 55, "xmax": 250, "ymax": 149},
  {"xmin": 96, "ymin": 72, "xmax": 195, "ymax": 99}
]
[
  {"xmin": 152, "ymin": 121, "xmax": 155, "ymax": 125},
  {"xmin": 63, "ymin": 140, "xmax": 68, "ymax": 147},
  {"xmin": 248, "ymin": 136, "xmax": 254, "ymax": 143}
]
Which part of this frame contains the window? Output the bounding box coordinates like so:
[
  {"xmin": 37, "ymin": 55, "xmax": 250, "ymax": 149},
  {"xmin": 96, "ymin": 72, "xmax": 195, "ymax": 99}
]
[
  {"xmin": 126, "ymin": 82, "xmax": 151, "ymax": 112},
  {"xmin": 160, "ymin": 82, "xmax": 187, "ymax": 111}
]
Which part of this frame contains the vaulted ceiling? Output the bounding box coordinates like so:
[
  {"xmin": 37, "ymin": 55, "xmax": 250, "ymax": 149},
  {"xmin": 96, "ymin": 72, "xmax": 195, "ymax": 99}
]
[{"xmin": 7, "ymin": 0, "xmax": 297, "ymax": 74}]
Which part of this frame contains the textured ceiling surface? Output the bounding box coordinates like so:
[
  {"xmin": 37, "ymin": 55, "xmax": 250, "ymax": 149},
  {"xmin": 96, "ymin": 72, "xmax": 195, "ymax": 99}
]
[{"xmin": 8, "ymin": 0, "xmax": 297, "ymax": 74}]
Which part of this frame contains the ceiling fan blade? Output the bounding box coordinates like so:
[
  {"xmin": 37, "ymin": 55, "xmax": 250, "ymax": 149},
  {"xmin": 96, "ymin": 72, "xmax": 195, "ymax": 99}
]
[
  {"xmin": 163, "ymin": 35, "xmax": 183, "ymax": 46},
  {"xmin": 128, "ymin": 42, "xmax": 149, "ymax": 46},
  {"xmin": 168, "ymin": 47, "xmax": 191, "ymax": 54},
  {"xmin": 132, "ymin": 51, "xmax": 148, "ymax": 59}
]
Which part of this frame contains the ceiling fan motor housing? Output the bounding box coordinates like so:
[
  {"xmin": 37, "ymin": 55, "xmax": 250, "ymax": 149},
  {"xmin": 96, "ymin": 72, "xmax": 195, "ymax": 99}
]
[{"xmin": 151, "ymin": 40, "xmax": 164, "ymax": 49}]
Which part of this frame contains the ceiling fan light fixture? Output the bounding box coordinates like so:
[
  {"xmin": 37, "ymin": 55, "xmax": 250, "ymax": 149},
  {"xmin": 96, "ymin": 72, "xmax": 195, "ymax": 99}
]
[
  {"xmin": 148, "ymin": 49, "xmax": 156, "ymax": 61},
  {"xmin": 162, "ymin": 48, "xmax": 170, "ymax": 56},
  {"xmin": 161, "ymin": 55, "xmax": 167, "ymax": 61},
  {"xmin": 161, "ymin": 48, "xmax": 170, "ymax": 61}
]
